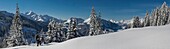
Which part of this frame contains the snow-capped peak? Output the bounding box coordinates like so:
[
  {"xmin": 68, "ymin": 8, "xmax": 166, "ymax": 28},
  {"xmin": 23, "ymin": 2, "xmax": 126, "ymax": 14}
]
[
  {"xmin": 110, "ymin": 19, "xmax": 119, "ymax": 23},
  {"xmin": 84, "ymin": 18, "xmax": 90, "ymax": 24},
  {"xmin": 24, "ymin": 11, "xmax": 44, "ymax": 22},
  {"xmin": 25, "ymin": 11, "xmax": 37, "ymax": 16},
  {"xmin": 37, "ymin": 15, "xmax": 44, "ymax": 22},
  {"xmin": 23, "ymin": 11, "xmax": 63, "ymax": 23}
]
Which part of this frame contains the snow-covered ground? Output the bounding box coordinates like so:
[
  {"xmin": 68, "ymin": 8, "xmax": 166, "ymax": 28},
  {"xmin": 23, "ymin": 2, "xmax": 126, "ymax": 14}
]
[{"xmin": 4, "ymin": 24, "xmax": 170, "ymax": 49}]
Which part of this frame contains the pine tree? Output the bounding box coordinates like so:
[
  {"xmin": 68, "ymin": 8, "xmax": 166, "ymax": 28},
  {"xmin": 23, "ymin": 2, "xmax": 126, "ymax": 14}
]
[
  {"xmin": 96, "ymin": 11, "xmax": 103, "ymax": 34},
  {"xmin": 46, "ymin": 19, "xmax": 65, "ymax": 42},
  {"xmin": 151, "ymin": 2, "xmax": 170, "ymax": 26},
  {"xmin": 3, "ymin": 3, "xmax": 25, "ymax": 47},
  {"xmin": 88, "ymin": 6, "xmax": 103, "ymax": 36},
  {"xmin": 55, "ymin": 22, "xmax": 65, "ymax": 42},
  {"xmin": 143, "ymin": 11, "xmax": 150, "ymax": 27},
  {"xmin": 152, "ymin": 8, "xmax": 159, "ymax": 26},
  {"xmin": 167, "ymin": 11, "xmax": 170, "ymax": 24},
  {"xmin": 162, "ymin": 1, "xmax": 169, "ymax": 25},
  {"xmin": 131, "ymin": 16, "xmax": 141, "ymax": 28},
  {"xmin": 150, "ymin": 11, "xmax": 154, "ymax": 26},
  {"xmin": 89, "ymin": 6, "xmax": 97, "ymax": 36},
  {"xmin": 66, "ymin": 18, "xmax": 79, "ymax": 39},
  {"xmin": 157, "ymin": 13, "xmax": 162, "ymax": 26},
  {"xmin": 46, "ymin": 19, "xmax": 55, "ymax": 42},
  {"xmin": 160, "ymin": 2, "xmax": 168, "ymax": 25}
]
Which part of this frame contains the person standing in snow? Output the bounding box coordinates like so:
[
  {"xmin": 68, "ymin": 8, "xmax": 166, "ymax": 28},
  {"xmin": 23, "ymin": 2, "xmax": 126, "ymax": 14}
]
[
  {"xmin": 40, "ymin": 35, "xmax": 45, "ymax": 45},
  {"xmin": 36, "ymin": 34, "xmax": 41, "ymax": 46}
]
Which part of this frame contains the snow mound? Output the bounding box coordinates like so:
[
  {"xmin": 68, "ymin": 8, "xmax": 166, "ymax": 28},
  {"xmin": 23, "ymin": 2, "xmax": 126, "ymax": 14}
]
[{"xmin": 4, "ymin": 24, "xmax": 170, "ymax": 49}]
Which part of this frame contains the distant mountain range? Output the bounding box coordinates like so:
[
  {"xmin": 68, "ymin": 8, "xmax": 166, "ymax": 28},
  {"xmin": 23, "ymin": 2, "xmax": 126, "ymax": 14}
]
[{"xmin": 0, "ymin": 11, "xmax": 128, "ymax": 38}]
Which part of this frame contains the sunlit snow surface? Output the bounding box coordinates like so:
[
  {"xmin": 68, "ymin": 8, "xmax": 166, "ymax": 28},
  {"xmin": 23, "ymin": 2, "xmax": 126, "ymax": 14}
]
[{"xmin": 4, "ymin": 24, "xmax": 170, "ymax": 49}]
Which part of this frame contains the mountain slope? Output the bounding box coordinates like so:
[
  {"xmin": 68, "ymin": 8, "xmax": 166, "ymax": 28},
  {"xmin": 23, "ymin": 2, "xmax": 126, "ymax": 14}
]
[
  {"xmin": 64, "ymin": 17, "xmax": 84, "ymax": 24},
  {"xmin": 0, "ymin": 11, "xmax": 13, "ymax": 37},
  {"xmin": 23, "ymin": 11, "xmax": 63, "ymax": 23},
  {"xmin": 84, "ymin": 18, "xmax": 122, "ymax": 32},
  {"xmin": 5, "ymin": 24, "xmax": 170, "ymax": 49}
]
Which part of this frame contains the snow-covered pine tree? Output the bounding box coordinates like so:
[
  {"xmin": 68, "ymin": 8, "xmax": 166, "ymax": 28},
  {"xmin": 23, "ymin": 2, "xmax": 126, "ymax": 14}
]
[
  {"xmin": 46, "ymin": 19, "xmax": 56, "ymax": 42},
  {"xmin": 150, "ymin": 10, "xmax": 155, "ymax": 26},
  {"xmin": 54, "ymin": 22, "xmax": 66, "ymax": 42},
  {"xmin": 66, "ymin": 18, "xmax": 79, "ymax": 39},
  {"xmin": 131, "ymin": 16, "xmax": 141, "ymax": 28},
  {"xmin": 166, "ymin": 13, "xmax": 170, "ymax": 24},
  {"xmin": 46, "ymin": 18, "xmax": 65, "ymax": 42},
  {"xmin": 143, "ymin": 11, "xmax": 150, "ymax": 27},
  {"xmin": 160, "ymin": 2, "xmax": 168, "ymax": 25},
  {"xmin": 96, "ymin": 11, "xmax": 103, "ymax": 34},
  {"xmin": 150, "ymin": 2, "xmax": 170, "ymax": 26},
  {"xmin": 89, "ymin": 6, "xmax": 97, "ymax": 36},
  {"xmin": 152, "ymin": 8, "xmax": 159, "ymax": 26},
  {"xmin": 161, "ymin": 2, "xmax": 169, "ymax": 25},
  {"xmin": 89, "ymin": 6, "xmax": 103, "ymax": 36},
  {"xmin": 3, "ymin": 3, "xmax": 25, "ymax": 47},
  {"xmin": 156, "ymin": 14, "xmax": 162, "ymax": 26},
  {"xmin": 167, "ymin": 11, "xmax": 170, "ymax": 24}
]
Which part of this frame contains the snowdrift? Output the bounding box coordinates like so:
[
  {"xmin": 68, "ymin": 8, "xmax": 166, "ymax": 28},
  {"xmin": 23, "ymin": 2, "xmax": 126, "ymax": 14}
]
[{"xmin": 4, "ymin": 24, "xmax": 170, "ymax": 49}]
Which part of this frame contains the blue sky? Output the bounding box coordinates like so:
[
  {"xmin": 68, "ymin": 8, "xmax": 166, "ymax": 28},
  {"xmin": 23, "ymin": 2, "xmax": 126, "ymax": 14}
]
[{"xmin": 0, "ymin": 0, "xmax": 170, "ymax": 20}]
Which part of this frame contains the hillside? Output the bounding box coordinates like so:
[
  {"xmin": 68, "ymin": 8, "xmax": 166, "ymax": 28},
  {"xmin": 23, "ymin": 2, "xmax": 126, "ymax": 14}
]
[{"xmin": 4, "ymin": 24, "xmax": 170, "ymax": 49}]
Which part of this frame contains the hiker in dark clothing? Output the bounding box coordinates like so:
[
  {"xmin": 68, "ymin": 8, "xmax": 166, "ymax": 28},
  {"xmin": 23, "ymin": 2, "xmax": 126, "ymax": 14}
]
[
  {"xmin": 40, "ymin": 36, "xmax": 45, "ymax": 45},
  {"xmin": 36, "ymin": 34, "xmax": 41, "ymax": 46}
]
